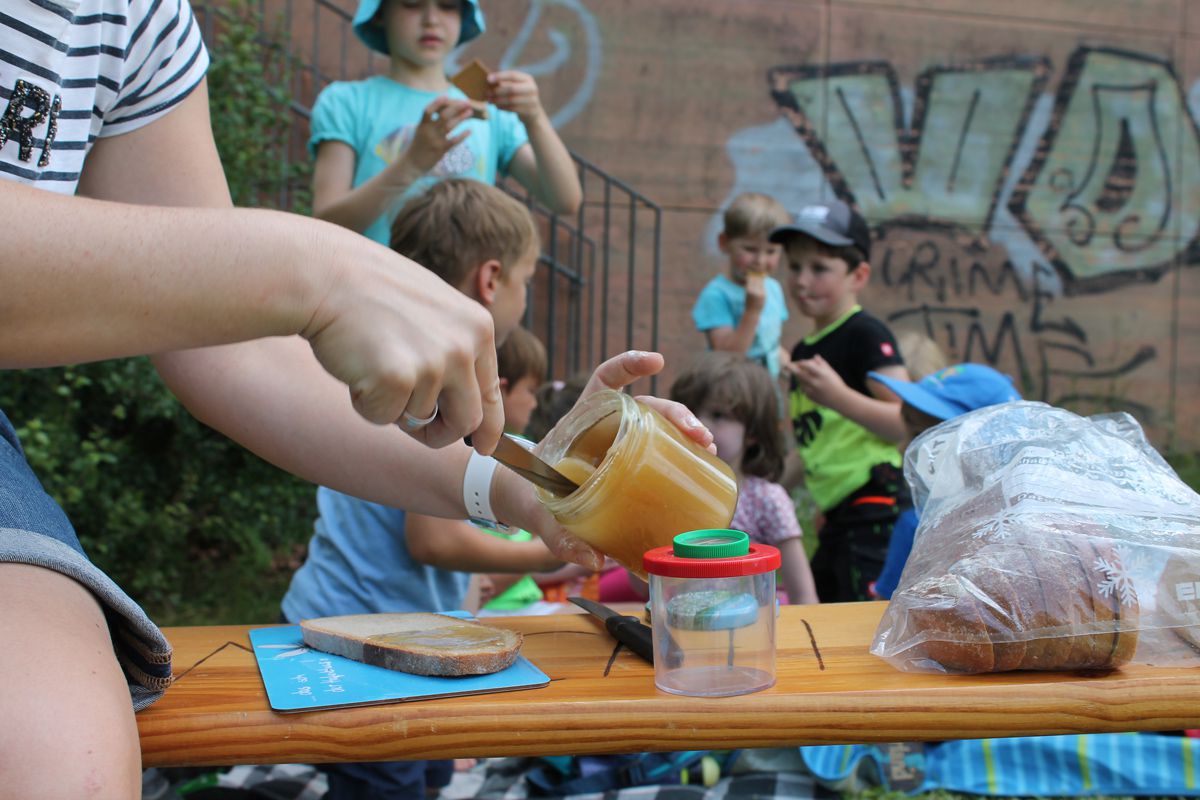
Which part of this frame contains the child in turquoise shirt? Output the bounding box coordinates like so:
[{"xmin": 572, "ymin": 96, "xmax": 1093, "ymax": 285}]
[
  {"xmin": 309, "ymin": 0, "xmax": 581, "ymax": 245},
  {"xmin": 692, "ymin": 192, "xmax": 793, "ymax": 381}
]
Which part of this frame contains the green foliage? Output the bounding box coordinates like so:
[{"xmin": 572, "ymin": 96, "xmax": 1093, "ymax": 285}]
[
  {"xmin": 1167, "ymin": 450, "xmax": 1200, "ymax": 495},
  {"xmin": 0, "ymin": 2, "xmax": 315, "ymax": 626},
  {"xmin": 205, "ymin": 0, "xmax": 311, "ymax": 212},
  {"xmin": 0, "ymin": 359, "xmax": 315, "ymax": 624}
]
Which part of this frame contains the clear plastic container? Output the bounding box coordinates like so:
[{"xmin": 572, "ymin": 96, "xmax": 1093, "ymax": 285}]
[
  {"xmin": 533, "ymin": 389, "xmax": 738, "ymax": 579},
  {"xmin": 644, "ymin": 530, "xmax": 780, "ymax": 697}
]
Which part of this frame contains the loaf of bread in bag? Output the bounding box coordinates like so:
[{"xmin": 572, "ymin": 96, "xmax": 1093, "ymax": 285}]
[{"xmin": 900, "ymin": 528, "xmax": 1138, "ymax": 673}]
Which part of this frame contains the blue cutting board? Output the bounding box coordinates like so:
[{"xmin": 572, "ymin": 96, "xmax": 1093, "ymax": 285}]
[{"xmin": 249, "ymin": 616, "xmax": 549, "ymax": 713}]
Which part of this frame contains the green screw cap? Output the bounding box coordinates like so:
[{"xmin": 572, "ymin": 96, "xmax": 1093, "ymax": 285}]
[{"xmin": 672, "ymin": 529, "xmax": 750, "ymax": 559}]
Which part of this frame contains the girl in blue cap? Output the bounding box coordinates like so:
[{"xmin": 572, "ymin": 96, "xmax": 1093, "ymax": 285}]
[{"xmin": 311, "ymin": 0, "xmax": 582, "ymax": 246}]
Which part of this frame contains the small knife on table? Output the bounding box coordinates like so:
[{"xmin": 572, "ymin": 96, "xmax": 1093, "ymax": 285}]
[{"xmin": 569, "ymin": 596, "xmax": 656, "ymax": 664}]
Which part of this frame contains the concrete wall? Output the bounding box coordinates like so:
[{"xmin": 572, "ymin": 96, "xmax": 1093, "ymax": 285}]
[{"xmin": 285, "ymin": 0, "xmax": 1200, "ymax": 450}]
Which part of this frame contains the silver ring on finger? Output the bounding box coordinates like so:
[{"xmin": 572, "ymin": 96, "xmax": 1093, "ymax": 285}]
[{"xmin": 398, "ymin": 401, "xmax": 439, "ymax": 430}]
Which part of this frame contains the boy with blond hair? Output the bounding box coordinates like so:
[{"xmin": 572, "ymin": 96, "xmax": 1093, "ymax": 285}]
[
  {"xmin": 771, "ymin": 199, "xmax": 911, "ymax": 603},
  {"xmin": 693, "ymin": 192, "xmax": 793, "ymax": 381},
  {"xmin": 494, "ymin": 325, "xmax": 547, "ymax": 436},
  {"xmin": 283, "ymin": 179, "xmax": 561, "ymax": 799}
]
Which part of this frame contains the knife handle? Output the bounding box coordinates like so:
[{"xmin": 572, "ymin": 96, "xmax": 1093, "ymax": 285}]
[{"xmin": 607, "ymin": 616, "xmax": 655, "ymax": 664}]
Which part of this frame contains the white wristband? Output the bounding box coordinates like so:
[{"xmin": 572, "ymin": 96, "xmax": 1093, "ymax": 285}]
[{"xmin": 463, "ymin": 449, "xmax": 501, "ymax": 526}]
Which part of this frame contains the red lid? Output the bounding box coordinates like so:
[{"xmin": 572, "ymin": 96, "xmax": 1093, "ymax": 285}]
[{"xmin": 643, "ymin": 542, "xmax": 781, "ymax": 578}]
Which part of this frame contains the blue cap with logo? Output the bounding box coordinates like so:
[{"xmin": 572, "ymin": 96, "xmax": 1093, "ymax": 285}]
[
  {"xmin": 353, "ymin": 0, "xmax": 485, "ymax": 56},
  {"xmin": 769, "ymin": 199, "xmax": 872, "ymax": 261},
  {"xmin": 868, "ymin": 363, "xmax": 1022, "ymax": 421}
]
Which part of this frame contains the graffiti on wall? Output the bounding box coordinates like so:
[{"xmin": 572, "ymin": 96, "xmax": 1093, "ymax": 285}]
[{"xmin": 747, "ymin": 46, "xmax": 1200, "ymax": 423}]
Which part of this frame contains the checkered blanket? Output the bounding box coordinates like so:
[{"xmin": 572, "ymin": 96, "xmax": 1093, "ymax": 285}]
[
  {"xmin": 151, "ymin": 752, "xmax": 823, "ymax": 799},
  {"xmin": 440, "ymin": 756, "xmax": 822, "ymax": 800}
]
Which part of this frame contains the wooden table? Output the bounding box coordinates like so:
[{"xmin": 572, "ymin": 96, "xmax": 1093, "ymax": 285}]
[{"xmin": 138, "ymin": 602, "xmax": 1200, "ymax": 768}]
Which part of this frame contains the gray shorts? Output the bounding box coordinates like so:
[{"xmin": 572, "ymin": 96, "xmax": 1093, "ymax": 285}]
[{"xmin": 0, "ymin": 407, "xmax": 171, "ymax": 710}]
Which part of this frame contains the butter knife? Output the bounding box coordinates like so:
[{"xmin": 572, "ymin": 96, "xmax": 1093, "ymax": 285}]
[{"xmin": 490, "ymin": 433, "xmax": 580, "ymax": 497}]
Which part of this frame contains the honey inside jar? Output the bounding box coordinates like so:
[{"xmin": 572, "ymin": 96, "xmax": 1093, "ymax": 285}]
[
  {"xmin": 552, "ymin": 456, "xmax": 598, "ymax": 486},
  {"xmin": 536, "ymin": 390, "xmax": 737, "ymax": 579}
]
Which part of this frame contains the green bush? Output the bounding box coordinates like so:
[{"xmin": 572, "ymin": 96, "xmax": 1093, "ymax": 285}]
[
  {"xmin": 0, "ymin": 0, "xmax": 314, "ymax": 625},
  {"xmin": 206, "ymin": 0, "xmax": 310, "ymax": 211}
]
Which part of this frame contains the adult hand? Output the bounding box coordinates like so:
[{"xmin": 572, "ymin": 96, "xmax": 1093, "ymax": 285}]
[
  {"xmin": 582, "ymin": 350, "xmax": 715, "ymax": 453},
  {"xmin": 300, "ymin": 229, "xmax": 505, "ymax": 454},
  {"xmin": 486, "ymin": 70, "xmax": 547, "ymax": 125},
  {"xmin": 789, "ymin": 354, "xmax": 849, "ymax": 408},
  {"xmin": 404, "ymin": 97, "xmax": 476, "ymax": 173},
  {"xmin": 495, "ymin": 350, "xmax": 715, "ymax": 570}
]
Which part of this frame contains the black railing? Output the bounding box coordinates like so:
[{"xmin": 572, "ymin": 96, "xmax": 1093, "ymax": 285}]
[
  {"xmin": 504, "ymin": 157, "xmax": 663, "ymax": 393},
  {"xmin": 199, "ymin": 0, "xmax": 662, "ymax": 390}
]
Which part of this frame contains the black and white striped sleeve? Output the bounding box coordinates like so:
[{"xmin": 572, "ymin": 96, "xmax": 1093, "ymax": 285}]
[{"xmin": 100, "ymin": 0, "xmax": 207, "ymax": 136}]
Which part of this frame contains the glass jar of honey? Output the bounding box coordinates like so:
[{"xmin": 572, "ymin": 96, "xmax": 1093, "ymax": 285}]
[{"xmin": 532, "ymin": 389, "xmax": 738, "ymax": 579}]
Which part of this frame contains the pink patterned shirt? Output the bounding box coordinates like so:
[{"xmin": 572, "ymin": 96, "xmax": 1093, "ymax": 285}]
[{"xmin": 730, "ymin": 475, "xmax": 803, "ymax": 546}]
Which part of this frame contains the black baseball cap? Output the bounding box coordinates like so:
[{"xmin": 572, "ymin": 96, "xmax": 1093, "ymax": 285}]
[{"xmin": 769, "ymin": 199, "xmax": 871, "ymax": 261}]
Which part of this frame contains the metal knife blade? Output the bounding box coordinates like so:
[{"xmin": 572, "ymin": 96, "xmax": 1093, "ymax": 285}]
[
  {"xmin": 569, "ymin": 596, "xmax": 655, "ymax": 664},
  {"xmin": 491, "ymin": 433, "xmax": 580, "ymax": 497}
]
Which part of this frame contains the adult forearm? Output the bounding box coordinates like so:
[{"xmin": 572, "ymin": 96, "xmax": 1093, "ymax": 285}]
[
  {"xmin": 153, "ymin": 337, "xmax": 471, "ymax": 518},
  {"xmin": 522, "ymin": 113, "xmax": 582, "ymax": 215},
  {"xmin": 0, "ymin": 185, "xmax": 320, "ymax": 367}
]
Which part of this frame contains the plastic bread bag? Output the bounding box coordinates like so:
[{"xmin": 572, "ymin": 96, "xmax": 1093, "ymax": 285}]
[{"xmin": 870, "ymin": 401, "xmax": 1200, "ymax": 674}]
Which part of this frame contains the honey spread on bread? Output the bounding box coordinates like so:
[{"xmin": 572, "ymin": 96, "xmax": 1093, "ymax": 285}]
[
  {"xmin": 365, "ymin": 627, "xmax": 513, "ymax": 650},
  {"xmin": 300, "ymin": 612, "xmax": 523, "ymax": 677}
]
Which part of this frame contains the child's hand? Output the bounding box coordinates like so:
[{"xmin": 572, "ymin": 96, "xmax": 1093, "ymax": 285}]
[
  {"xmin": 476, "ymin": 574, "xmax": 497, "ymax": 605},
  {"xmin": 486, "ymin": 70, "xmax": 546, "ymax": 124},
  {"xmin": 744, "ymin": 271, "xmax": 767, "ymax": 310},
  {"xmin": 534, "ymin": 561, "xmax": 593, "ymax": 584},
  {"xmin": 405, "ymin": 97, "xmax": 476, "ymax": 173},
  {"xmin": 791, "ymin": 355, "xmax": 849, "ymax": 408}
]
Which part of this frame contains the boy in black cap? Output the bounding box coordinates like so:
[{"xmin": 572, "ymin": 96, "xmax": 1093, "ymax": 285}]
[{"xmin": 771, "ymin": 200, "xmax": 911, "ymax": 602}]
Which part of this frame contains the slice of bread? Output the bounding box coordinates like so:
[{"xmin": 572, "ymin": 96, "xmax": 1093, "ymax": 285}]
[
  {"xmin": 300, "ymin": 612, "xmax": 522, "ymax": 677},
  {"xmin": 450, "ymin": 59, "xmax": 490, "ymax": 100},
  {"xmin": 450, "ymin": 59, "xmax": 490, "ymax": 119}
]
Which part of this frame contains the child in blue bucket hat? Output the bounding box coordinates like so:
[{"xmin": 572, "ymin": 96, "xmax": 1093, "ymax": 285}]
[
  {"xmin": 867, "ymin": 364, "xmax": 1022, "ymax": 599},
  {"xmin": 352, "ymin": 0, "xmax": 486, "ymax": 55},
  {"xmin": 312, "ymin": 0, "xmax": 581, "ymax": 246}
]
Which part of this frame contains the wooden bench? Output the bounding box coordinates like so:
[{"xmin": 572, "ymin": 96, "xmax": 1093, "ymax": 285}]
[{"xmin": 138, "ymin": 602, "xmax": 1200, "ymax": 768}]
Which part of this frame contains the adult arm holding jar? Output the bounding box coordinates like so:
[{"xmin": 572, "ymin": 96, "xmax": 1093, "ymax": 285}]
[
  {"xmin": 0, "ymin": 77, "xmax": 507, "ymax": 799},
  {"xmin": 1, "ymin": 74, "xmax": 707, "ymax": 800}
]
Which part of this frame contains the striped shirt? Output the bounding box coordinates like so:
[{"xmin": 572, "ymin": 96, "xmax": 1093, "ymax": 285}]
[{"xmin": 0, "ymin": 0, "xmax": 208, "ymax": 192}]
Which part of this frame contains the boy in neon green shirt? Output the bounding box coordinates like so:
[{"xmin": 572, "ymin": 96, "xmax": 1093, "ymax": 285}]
[{"xmin": 771, "ymin": 200, "xmax": 911, "ymax": 602}]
